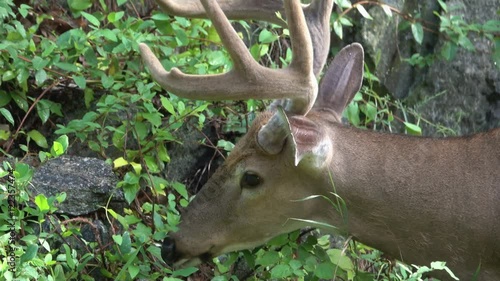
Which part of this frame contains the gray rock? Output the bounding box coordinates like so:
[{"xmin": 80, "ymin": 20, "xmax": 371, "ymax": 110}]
[
  {"xmin": 358, "ymin": 0, "xmax": 499, "ymax": 135},
  {"xmin": 410, "ymin": 0, "xmax": 500, "ymax": 135},
  {"xmin": 164, "ymin": 117, "xmax": 222, "ymax": 193},
  {"xmin": 30, "ymin": 156, "xmax": 124, "ymax": 215}
]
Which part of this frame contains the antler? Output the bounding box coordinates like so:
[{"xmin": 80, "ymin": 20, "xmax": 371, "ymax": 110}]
[
  {"xmin": 152, "ymin": 0, "xmax": 333, "ymax": 76},
  {"xmin": 140, "ymin": 0, "xmax": 332, "ymax": 115},
  {"xmin": 155, "ymin": 0, "xmax": 286, "ymax": 25}
]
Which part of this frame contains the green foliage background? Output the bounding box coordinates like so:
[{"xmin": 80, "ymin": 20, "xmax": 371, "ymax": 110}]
[{"xmin": 0, "ymin": 0, "xmax": 498, "ymax": 280}]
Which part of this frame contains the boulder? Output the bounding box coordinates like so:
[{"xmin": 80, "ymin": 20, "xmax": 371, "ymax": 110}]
[
  {"xmin": 358, "ymin": 0, "xmax": 499, "ymax": 135},
  {"xmin": 30, "ymin": 156, "xmax": 124, "ymax": 215}
]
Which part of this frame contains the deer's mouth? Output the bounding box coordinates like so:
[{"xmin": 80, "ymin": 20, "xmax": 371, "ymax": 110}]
[
  {"xmin": 161, "ymin": 238, "xmax": 216, "ymax": 268},
  {"xmin": 161, "ymin": 236, "xmax": 274, "ymax": 268}
]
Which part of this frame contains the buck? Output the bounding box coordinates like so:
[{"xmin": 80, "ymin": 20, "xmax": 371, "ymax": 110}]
[{"xmin": 139, "ymin": 0, "xmax": 500, "ymax": 280}]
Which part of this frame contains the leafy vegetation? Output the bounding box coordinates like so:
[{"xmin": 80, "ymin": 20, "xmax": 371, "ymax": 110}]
[{"xmin": 0, "ymin": 0, "xmax": 497, "ymax": 280}]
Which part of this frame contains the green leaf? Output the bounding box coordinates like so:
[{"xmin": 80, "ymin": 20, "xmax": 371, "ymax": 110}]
[
  {"xmin": 72, "ymin": 75, "xmax": 86, "ymax": 89},
  {"xmin": 53, "ymin": 135, "xmax": 69, "ymax": 153},
  {"xmin": 108, "ymin": 209, "xmax": 129, "ymax": 228},
  {"xmin": 108, "ymin": 11, "xmax": 124, "ymax": 23},
  {"xmin": 173, "ymin": 27, "xmax": 188, "ymax": 46},
  {"xmin": 345, "ymin": 102, "xmax": 360, "ymax": 127},
  {"xmin": 259, "ymin": 43, "xmax": 269, "ymax": 57},
  {"xmin": 101, "ymin": 74, "xmax": 114, "ymax": 89},
  {"xmin": 437, "ymin": 0, "xmax": 447, "ymax": 13},
  {"xmin": 114, "ymin": 157, "xmax": 129, "ymax": 168},
  {"xmin": 153, "ymin": 211, "xmax": 165, "ymax": 230},
  {"xmin": 64, "ymin": 244, "xmax": 76, "ymax": 269},
  {"xmin": 81, "ymin": 11, "xmax": 100, "ymax": 27},
  {"xmin": 133, "ymin": 121, "xmax": 148, "ymax": 141},
  {"xmin": 36, "ymin": 99, "xmax": 51, "ymax": 124},
  {"xmin": 20, "ymin": 244, "xmax": 38, "ymax": 264},
  {"xmin": 250, "ymin": 43, "xmax": 260, "ymax": 60},
  {"xmin": 256, "ymin": 251, "xmax": 279, "ymax": 267},
  {"xmin": 430, "ymin": 261, "xmax": 447, "ymax": 270},
  {"xmin": 259, "ymin": 29, "xmax": 279, "ymax": 43},
  {"xmin": 151, "ymin": 13, "xmax": 171, "ymax": 21},
  {"xmin": 128, "ymin": 265, "xmax": 140, "ymax": 279},
  {"xmin": 380, "ymin": 4, "xmax": 392, "ymax": 17},
  {"xmin": 2, "ymin": 70, "xmax": 16, "ymax": 81},
  {"xmin": 363, "ymin": 101, "xmax": 377, "ymax": 122},
  {"xmin": 172, "ymin": 182, "xmax": 188, "ymax": 199},
  {"xmin": 67, "ymin": 0, "xmax": 92, "ymax": 12},
  {"xmin": 172, "ymin": 267, "xmax": 198, "ymax": 277},
  {"xmin": 483, "ymin": 20, "xmax": 500, "ymax": 33},
  {"xmin": 207, "ymin": 25, "xmax": 221, "ymax": 43},
  {"xmin": 32, "ymin": 56, "xmax": 49, "ymax": 70},
  {"xmin": 35, "ymin": 194, "xmax": 50, "ymax": 212},
  {"xmin": 144, "ymin": 155, "xmax": 159, "ymax": 173},
  {"xmin": 328, "ymin": 249, "xmax": 354, "ymax": 271},
  {"xmin": 315, "ymin": 262, "xmax": 335, "ymax": 279},
  {"xmin": 0, "ymin": 129, "xmax": 10, "ymax": 141},
  {"xmin": 333, "ymin": 20, "xmax": 343, "ymax": 39},
  {"xmin": 177, "ymin": 101, "xmax": 185, "ymax": 114},
  {"xmin": 83, "ymin": 47, "xmax": 98, "ymax": 66},
  {"xmin": 54, "ymin": 62, "xmax": 79, "ymax": 72},
  {"xmin": 28, "ymin": 130, "xmax": 49, "ymax": 148},
  {"xmin": 35, "ymin": 69, "xmax": 47, "ymax": 85},
  {"xmin": 339, "ymin": 17, "xmax": 353, "ymax": 26},
  {"xmin": 217, "ymin": 139, "xmax": 234, "ymax": 152},
  {"xmin": 493, "ymin": 38, "xmax": 500, "ymax": 70},
  {"xmin": 458, "ymin": 34, "xmax": 475, "ymax": 51},
  {"xmin": 56, "ymin": 192, "xmax": 67, "ymax": 203},
  {"xmin": 267, "ymin": 233, "xmax": 289, "ymax": 247},
  {"xmin": 441, "ymin": 41, "xmax": 457, "ymax": 61},
  {"xmin": 18, "ymin": 4, "xmax": 30, "ymax": 18},
  {"xmin": 271, "ymin": 264, "xmax": 292, "ymax": 279},
  {"xmin": 158, "ymin": 145, "xmax": 170, "ymax": 163},
  {"xmin": 143, "ymin": 112, "xmax": 162, "ymax": 127},
  {"xmin": 404, "ymin": 122, "xmax": 422, "ymax": 135},
  {"xmin": 50, "ymin": 142, "xmax": 63, "ymax": 157},
  {"xmin": 0, "ymin": 108, "xmax": 14, "ymax": 125},
  {"xmin": 14, "ymin": 162, "xmax": 32, "ymax": 182},
  {"xmin": 122, "ymin": 172, "xmax": 140, "ymax": 204},
  {"xmin": 83, "ymin": 88, "xmax": 94, "ymax": 108},
  {"xmin": 97, "ymin": 28, "xmax": 117, "ymax": 42},
  {"xmin": 207, "ymin": 50, "xmax": 226, "ymax": 67},
  {"xmin": 356, "ymin": 5, "xmax": 373, "ymax": 20},
  {"xmin": 411, "ymin": 22, "xmax": 424, "ymax": 44},
  {"xmin": 112, "ymin": 234, "xmax": 123, "ymax": 245},
  {"xmin": 336, "ymin": 0, "xmax": 352, "ymax": 9},
  {"xmin": 119, "ymin": 231, "xmax": 132, "ymax": 254}
]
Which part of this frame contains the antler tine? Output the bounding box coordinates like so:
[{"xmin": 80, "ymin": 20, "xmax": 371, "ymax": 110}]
[
  {"xmin": 140, "ymin": 0, "xmax": 317, "ymax": 115},
  {"xmin": 287, "ymin": 0, "xmax": 313, "ymax": 76},
  {"xmin": 155, "ymin": 0, "xmax": 285, "ymax": 25},
  {"xmin": 304, "ymin": 0, "xmax": 334, "ymax": 76}
]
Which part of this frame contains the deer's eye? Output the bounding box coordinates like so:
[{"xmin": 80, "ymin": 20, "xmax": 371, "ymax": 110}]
[{"xmin": 240, "ymin": 172, "xmax": 262, "ymax": 189}]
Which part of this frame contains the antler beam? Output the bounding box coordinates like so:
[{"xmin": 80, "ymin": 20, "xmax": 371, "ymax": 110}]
[
  {"xmin": 155, "ymin": 0, "xmax": 286, "ymax": 25},
  {"xmin": 140, "ymin": 0, "xmax": 318, "ymax": 115},
  {"xmin": 151, "ymin": 0, "xmax": 334, "ymax": 77}
]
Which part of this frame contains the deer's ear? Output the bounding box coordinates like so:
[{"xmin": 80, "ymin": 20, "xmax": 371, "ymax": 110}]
[
  {"xmin": 315, "ymin": 43, "xmax": 364, "ymax": 118},
  {"xmin": 257, "ymin": 108, "xmax": 331, "ymax": 168}
]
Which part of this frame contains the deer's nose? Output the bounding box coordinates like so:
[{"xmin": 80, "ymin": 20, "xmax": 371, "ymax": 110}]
[{"xmin": 161, "ymin": 237, "xmax": 177, "ymax": 266}]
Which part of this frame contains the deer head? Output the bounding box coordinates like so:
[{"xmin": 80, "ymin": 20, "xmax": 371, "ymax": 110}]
[{"xmin": 140, "ymin": 0, "xmax": 361, "ymax": 266}]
